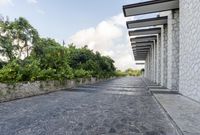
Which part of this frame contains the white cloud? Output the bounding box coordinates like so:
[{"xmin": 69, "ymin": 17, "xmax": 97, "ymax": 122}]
[
  {"xmin": 68, "ymin": 13, "xmax": 144, "ymax": 70},
  {"xmin": 27, "ymin": 0, "xmax": 38, "ymax": 4},
  {"xmin": 0, "ymin": 0, "xmax": 14, "ymax": 7}
]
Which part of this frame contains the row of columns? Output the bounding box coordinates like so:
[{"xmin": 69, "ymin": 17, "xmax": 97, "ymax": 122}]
[{"xmin": 144, "ymin": 10, "xmax": 180, "ymax": 91}]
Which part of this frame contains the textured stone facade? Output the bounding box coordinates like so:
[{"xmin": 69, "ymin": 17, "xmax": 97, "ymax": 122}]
[
  {"xmin": 157, "ymin": 34, "xmax": 161, "ymax": 84},
  {"xmin": 154, "ymin": 40, "xmax": 157, "ymax": 82},
  {"xmin": 162, "ymin": 24, "xmax": 168, "ymax": 87},
  {"xmin": 136, "ymin": 0, "xmax": 200, "ymax": 103},
  {"xmin": 167, "ymin": 10, "xmax": 180, "ymax": 91},
  {"xmin": 145, "ymin": 52, "xmax": 150, "ymax": 79},
  {"xmin": 145, "ymin": 10, "xmax": 179, "ymax": 90},
  {"xmin": 179, "ymin": 0, "xmax": 200, "ymax": 102}
]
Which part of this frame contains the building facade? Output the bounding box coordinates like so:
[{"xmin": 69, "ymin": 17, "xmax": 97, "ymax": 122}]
[{"xmin": 123, "ymin": 0, "xmax": 200, "ymax": 102}]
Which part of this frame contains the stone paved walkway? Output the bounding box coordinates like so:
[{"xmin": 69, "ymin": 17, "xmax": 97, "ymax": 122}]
[{"xmin": 0, "ymin": 77, "xmax": 178, "ymax": 135}]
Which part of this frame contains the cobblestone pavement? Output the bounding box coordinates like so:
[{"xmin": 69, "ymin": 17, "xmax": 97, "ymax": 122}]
[{"xmin": 0, "ymin": 77, "xmax": 178, "ymax": 135}]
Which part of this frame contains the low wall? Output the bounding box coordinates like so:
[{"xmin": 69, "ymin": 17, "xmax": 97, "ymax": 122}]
[{"xmin": 0, "ymin": 77, "xmax": 113, "ymax": 103}]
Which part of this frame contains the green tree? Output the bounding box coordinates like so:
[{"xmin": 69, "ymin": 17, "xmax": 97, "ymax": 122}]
[
  {"xmin": 8, "ymin": 17, "xmax": 39, "ymax": 58},
  {"xmin": 0, "ymin": 16, "xmax": 117, "ymax": 83},
  {"xmin": 0, "ymin": 36, "xmax": 17, "ymax": 61}
]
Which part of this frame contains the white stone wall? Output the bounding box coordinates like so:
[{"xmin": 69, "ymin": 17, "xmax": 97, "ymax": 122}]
[{"xmin": 179, "ymin": 0, "xmax": 200, "ymax": 102}]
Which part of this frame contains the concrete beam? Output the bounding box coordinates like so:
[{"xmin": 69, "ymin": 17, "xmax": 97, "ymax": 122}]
[
  {"xmin": 134, "ymin": 53, "xmax": 147, "ymax": 55},
  {"xmin": 135, "ymin": 57, "xmax": 146, "ymax": 60},
  {"xmin": 127, "ymin": 16, "xmax": 168, "ymax": 29},
  {"xmin": 136, "ymin": 62, "xmax": 145, "ymax": 65},
  {"xmin": 132, "ymin": 46, "xmax": 151, "ymax": 50},
  {"xmin": 123, "ymin": 0, "xmax": 179, "ymax": 17},
  {"xmin": 133, "ymin": 48, "xmax": 150, "ymax": 52},
  {"xmin": 131, "ymin": 41, "xmax": 154, "ymax": 47},
  {"xmin": 129, "ymin": 28, "xmax": 161, "ymax": 36},
  {"xmin": 130, "ymin": 35, "xmax": 157, "ymax": 43},
  {"xmin": 133, "ymin": 49, "xmax": 149, "ymax": 52}
]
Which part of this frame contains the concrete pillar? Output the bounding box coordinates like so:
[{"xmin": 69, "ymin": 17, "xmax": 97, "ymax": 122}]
[
  {"xmin": 156, "ymin": 34, "xmax": 162, "ymax": 84},
  {"xmin": 154, "ymin": 41, "xmax": 157, "ymax": 83},
  {"xmin": 161, "ymin": 24, "xmax": 168, "ymax": 87},
  {"xmin": 152, "ymin": 44, "xmax": 155, "ymax": 82},
  {"xmin": 148, "ymin": 52, "xmax": 150, "ymax": 79},
  {"xmin": 145, "ymin": 52, "xmax": 149, "ymax": 78},
  {"xmin": 150, "ymin": 45, "xmax": 154, "ymax": 81},
  {"xmin": 153, "ymin": 43, "xmax": 156, "ymax": 82},
  {"xmin": 167, "ymin": 10, "xmax": 180, "ymax": 91}
]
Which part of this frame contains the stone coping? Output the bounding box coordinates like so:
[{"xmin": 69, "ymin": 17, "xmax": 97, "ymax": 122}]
[
  {"xmin": 0, "ymin": 77, "xmax": 115, "ymax": 103},
  {"xmin": 154, "ymin": 93, "xmax": 200, "ymax": 135}
]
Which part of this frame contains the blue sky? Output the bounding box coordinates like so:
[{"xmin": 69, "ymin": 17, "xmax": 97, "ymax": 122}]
[
  {"xmin": 0, "ymin": 0, "xmax": 147, "ymax": 70},
  {"xmin": 0, "ymin": 0, "xmax": 146, "ymax": 42}
]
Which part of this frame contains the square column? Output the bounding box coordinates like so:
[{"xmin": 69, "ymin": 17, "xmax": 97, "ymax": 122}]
[
  {"xmin": 152, "ymin": 44, "xmax": 155, "ymax": 81},
  {"xmin": 161, "ymin": 24, "xmax": 168, "ymax": 87},
  {"xmin": 150, "ymin": 45, "xmax": 154, "ymax": 81},
  {"xmin": 156, "ymin": 34, "xmax": 162, "ymax": 84},
  {"xmin": 167, "ymin": 9, "xmax": 180, "ymax": 90},
  {"xmin": 154, "ymin": 41, "xmax": 157, "ymax": 83},
  {"xmin": 145, "ymin": 52, "xmax": 149, "ymax": 79}
]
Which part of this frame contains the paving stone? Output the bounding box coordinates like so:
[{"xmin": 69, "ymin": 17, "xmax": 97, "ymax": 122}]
[
  {"xmin": 154, "ymin": 93, "xmax": 200, "ymax": 135},
  {"xmin": 0, "ymin": 77, "xmax": 178, "ymax": 135}
]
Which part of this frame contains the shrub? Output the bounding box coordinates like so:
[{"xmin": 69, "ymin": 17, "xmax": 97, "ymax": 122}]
[
  {"xmin": 0, "ymin": 60, "xmax": 22, "ymax": 83},
  {"xmin": 74, "ymin": 69, "xmax": 92, "ymax": 78},
  {"xmin": 0, "ymin": 17, "xmax": 117, "ymax": 83}
]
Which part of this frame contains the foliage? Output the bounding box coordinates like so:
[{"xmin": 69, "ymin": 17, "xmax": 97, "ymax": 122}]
[
  {"xmin": 115, "ymin": 69, "xmax": 142, "ymax": 77},
  {"xmin": 0, "ymin": 17, "xmax": 116, "ymax": 83},
  {"xmin": 74, "ymin": 69, "xmax": 92, "ymax": 78},
  {"xmin": 0, "ymin": 60, "xmax": 22, "ymax": 82},
  {"xmin": 0, "ymin": 36, "xmax": 17, "ymax": 61},
  {"xmin": 125, "ymin": 68, "xmax": 142, "ymax": 76},
  {"xmin": 0, "ymin": 17, "xmax": 39, "ymax": 59},
  {"xmin": 115, "ymin": 70, "xmax": 127, "ymax": 77}
]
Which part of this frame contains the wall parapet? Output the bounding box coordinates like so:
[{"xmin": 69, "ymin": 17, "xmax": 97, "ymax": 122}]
[{"xmin": 0, "ymin": 77, "xmax": 114, "ymax": 103}]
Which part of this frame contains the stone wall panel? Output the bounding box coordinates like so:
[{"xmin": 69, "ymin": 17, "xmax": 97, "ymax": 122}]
[{"xmin": 179, "ymin": 0, "xmax": 200, "ymax": 102}]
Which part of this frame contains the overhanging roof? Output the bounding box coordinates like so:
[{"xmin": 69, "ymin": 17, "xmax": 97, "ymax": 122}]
[
  {"xmin": 130, "ymin": 35, "xmax": 157, "ymax": 43},
  {"xmin": 133, "ymin": 50, "xmax": 149, "ymax": 53},
  {"xmin": 133, "ymin": 51, "xmax": 149, "ymax": 54},
  {"xmin": 132, "ymin": 47, "xmax": 151, "ymax": 51},
  {"xmin": 133, "ymin": 51, "xmax": 148, "ymax": 54},
  {"xmin": 129, "ymin": 28, "xmax": 161, "ymax": 36},
  {"xmin": 135, "ymin": 57, "xmax": 145, "ymax": 61},
  {"xmin": 133, "ymin": 46, "xmax": 150, "ymax": 49},
  {"xmin": 134, "ymin": 55, "xmax": 147, "ymax": 60},
  {"xmin": 131, "ymin": 41, "xmax": 154, "ymax": 47},
  {"xmin": 123, "ymin": 0, "xmax": 179, "ymax": 17},
  {"xmin": 134, "ymin": 51, "xmax": 148, "ymax": 53},
  {"xmin": 133, "ymin": 45, "xmax": 151, "ymax": 48},
  {"xmin": 127, "ymin": 16, "xmax": 167, "ymax": 29},
  {"xmin": 134, "ymin": 52, "xmax": 148, "ymax": 55},
  {"xmin": 136, "ymin": 62, "xmax": 145, "ymax": 65}
]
